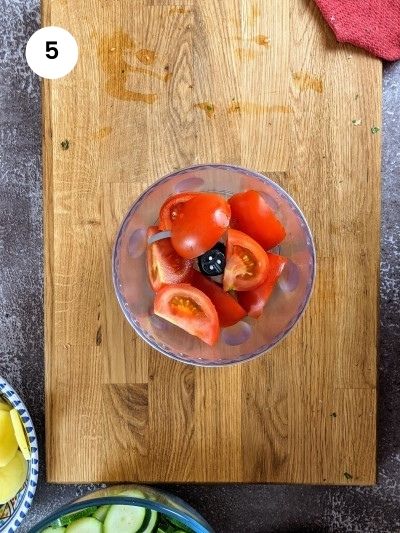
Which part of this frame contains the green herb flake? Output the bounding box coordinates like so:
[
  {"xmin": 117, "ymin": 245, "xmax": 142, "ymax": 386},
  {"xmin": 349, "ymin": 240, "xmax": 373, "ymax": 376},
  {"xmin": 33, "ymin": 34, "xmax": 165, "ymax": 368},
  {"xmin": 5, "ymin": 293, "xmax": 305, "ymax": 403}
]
[
  {"xmin": 352, "ymin": 119, "xmax": 362, "ymax": 126},
  {"xmin": 371, "ymin": 126, "xmax": 380, "ymax": 134},
  {"xmin": 344, "ymin": 472, "xmax": 353, "ymax": 480},
  {"xmin": 61, "ymin": 139, "xmax": 70, "ymax": 150}
]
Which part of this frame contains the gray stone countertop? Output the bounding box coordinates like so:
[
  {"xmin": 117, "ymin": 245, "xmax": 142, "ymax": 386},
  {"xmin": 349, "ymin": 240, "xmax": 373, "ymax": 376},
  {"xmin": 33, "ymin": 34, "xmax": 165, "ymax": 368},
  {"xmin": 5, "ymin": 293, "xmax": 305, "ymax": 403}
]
[{"xmin": 0, "ymin": 1, "xmax": 399, "ymax": 532}]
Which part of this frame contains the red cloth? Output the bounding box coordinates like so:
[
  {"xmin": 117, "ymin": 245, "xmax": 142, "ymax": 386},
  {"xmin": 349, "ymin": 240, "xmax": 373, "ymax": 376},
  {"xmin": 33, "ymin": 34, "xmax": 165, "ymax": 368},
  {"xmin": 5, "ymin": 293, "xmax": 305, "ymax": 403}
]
[{"xmin": 315, "ymin": 0, "xmax": 400, "ymax": 61}]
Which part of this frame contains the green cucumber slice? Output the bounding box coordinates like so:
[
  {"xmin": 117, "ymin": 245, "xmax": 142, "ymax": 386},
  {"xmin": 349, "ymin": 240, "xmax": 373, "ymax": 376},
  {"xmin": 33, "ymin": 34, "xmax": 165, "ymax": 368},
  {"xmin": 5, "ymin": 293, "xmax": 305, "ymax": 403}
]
[
  {"xmin": 65, "ymin": 517, "xmax": 102, "ymax": 532},
  {"xmin": 51, "ymin": 507, "xmax": 98, "ymax": 527},
  {"xmin": 118, "ymin": 489, "xmax": 146, "ymax": 499},
  {"xmin": 104, "ymin": 503, "xmax": 147, "ymax": 533},
  {"xmin": 117, "ymin": 489, "xmax": 158, "ymax": 532},
  {"xmin": 41, "ymin": 528, "xmax": 66, "ymax": 532},
  {"xmin": 139, "ymin": 509, "xmax": 158, "ymax": 533},
  {"xmin": 92, "ymin": 504, "xmax": 110, "ymax": 522}
]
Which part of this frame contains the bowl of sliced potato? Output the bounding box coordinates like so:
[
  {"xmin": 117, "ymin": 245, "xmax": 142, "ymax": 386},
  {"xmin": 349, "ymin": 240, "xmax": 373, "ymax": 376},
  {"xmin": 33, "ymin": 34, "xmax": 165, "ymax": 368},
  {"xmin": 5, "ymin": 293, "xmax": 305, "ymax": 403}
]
[{"xmin": 0, "ymin": 376, "xmax": 38, "ymax": 533}]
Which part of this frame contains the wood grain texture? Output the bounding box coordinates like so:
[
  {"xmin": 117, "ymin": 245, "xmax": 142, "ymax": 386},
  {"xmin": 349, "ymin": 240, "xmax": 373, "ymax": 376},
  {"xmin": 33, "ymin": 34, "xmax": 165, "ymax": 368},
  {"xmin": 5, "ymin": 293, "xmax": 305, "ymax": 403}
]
[
  {"xmin": 101, "ymin": 384, "xmax": 149, "ymax": 480},
  {"xmin": 43, "ymin": 0, "xmax": 380, "ymax": 483}
]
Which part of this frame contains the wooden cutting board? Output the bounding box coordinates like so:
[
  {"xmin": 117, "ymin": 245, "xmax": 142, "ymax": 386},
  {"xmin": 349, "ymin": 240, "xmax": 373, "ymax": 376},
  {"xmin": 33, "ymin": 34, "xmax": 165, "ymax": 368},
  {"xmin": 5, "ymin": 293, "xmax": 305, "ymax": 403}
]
[{"xmin": 43, "ymin": 0, "xmax": 380, "ymax": 484}]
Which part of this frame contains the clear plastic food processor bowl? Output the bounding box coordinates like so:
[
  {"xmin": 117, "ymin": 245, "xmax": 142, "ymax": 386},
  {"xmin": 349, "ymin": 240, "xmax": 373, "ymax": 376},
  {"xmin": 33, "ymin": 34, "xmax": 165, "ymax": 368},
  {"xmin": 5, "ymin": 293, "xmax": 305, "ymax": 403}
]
[{"xmin": 112, "ymin": 164, "xmax": 315, "ymax": 366}]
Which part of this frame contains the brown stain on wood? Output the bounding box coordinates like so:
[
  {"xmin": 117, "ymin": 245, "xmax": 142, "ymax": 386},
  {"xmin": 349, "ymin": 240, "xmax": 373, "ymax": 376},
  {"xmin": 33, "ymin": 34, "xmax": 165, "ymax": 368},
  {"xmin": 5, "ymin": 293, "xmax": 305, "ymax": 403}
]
[
  {"xmin": 227, "ymin": 101, "xmax": 291, "ymax": 114},
  {"xmin": 293, "ymin": 71, "xmax": 323, "ymax": 93},
  {"xmin": 92, "ymin": 127, "xmax": 112, "ymax": 139},
  {"xmin": 169, "ymin": 6, "xmax": 190, "ymax": 14},
  {"xmin": 98, "ymin": 31, "xmax": 158, "ymax": 104},
  {"xmin": 135, "ymin": 48, "xmax": 156, "ymax": 65},
  {"xmin": 131, "ymin": 67, "xmax": 172, "ymax": 82},
  {"xmin": 250, "ymin": 4, "xmax": 260, "ymax": 25},
  {"xmin": 194, "ymin": 102, "xmax": 215, "ymax": 118},
  {"xmin": 255, "ymin": 34, "xmax": 270, "ymax": 46},
  {"xmin": 230, "ymin": 100, "xmax": 241, "ymax": 113},
  {"xmin": 235, "ymin": 48, "xmax": 257, "ymax": 61}
]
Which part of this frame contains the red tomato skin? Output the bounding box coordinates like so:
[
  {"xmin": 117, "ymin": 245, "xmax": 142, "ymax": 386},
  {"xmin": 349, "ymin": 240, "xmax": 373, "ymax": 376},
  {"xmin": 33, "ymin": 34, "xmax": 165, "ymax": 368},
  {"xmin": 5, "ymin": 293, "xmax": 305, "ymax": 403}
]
[
  {"xmin": 191, "ymin": 270, "xmax": 246, "ymax": 327},
  {"xmin": 147, "ymin": 226, "xmax": 193, "ymax": 291},
  {"xmin": 171, "ymin": 193, "xmax": 231, "ymax": 259},
  {"xmin": 159, "ymin": 192, "xmax": 199, "ymax": 230},
  {"xmin": 154, "ymin": 283, "xmax": 219, "ymax": 346},
  {"xmin": 229, "ymin": 190, "xmax": 286, "ymax": 250},
  {"xmin": 223, "ymin": 229, "xmax": 269, "ymax": 292},
  {"xmin": 238, "ymin": 253, "xmax": 288, "ymax": 318}
]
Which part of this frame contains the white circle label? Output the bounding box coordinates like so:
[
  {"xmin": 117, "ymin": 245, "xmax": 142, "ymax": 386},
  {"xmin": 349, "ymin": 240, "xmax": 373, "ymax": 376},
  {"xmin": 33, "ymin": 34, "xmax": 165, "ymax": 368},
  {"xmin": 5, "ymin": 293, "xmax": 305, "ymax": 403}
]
[{"xmin": 25, "ymin": 26, "xmax": 78, "ymax": 79}]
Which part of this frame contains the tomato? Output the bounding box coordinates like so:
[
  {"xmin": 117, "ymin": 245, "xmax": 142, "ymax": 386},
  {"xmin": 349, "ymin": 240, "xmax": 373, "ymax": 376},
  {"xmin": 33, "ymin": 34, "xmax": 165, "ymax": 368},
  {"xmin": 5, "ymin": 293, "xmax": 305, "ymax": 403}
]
[
  {"xmin": 191, "ymin": 269, "xmax": 246, "ymax": 327},
  {"xmin": 171, "ymin": 193, "xmax": 231, "ymax": 259},
  {"xmin": 146, "ymin": 226, "xmax": 193, "ymax": 291},
  {"xmin": 159, "ymin": 192, "xmax": 199, "ymax": 230},
  {"xmin": 238, "ymin": 253, "xmax": 288, "ymax": 318},
  {"xmin": 223, "ymin": 229, "xmax": 269, "ymax": 291},
  {"xmin": 228, "ymin": 190, "xmax": 286, "ymax": 250},
  {"xmin": 154, "ymin": 283, "xmax": 219, "ymax": 345}
]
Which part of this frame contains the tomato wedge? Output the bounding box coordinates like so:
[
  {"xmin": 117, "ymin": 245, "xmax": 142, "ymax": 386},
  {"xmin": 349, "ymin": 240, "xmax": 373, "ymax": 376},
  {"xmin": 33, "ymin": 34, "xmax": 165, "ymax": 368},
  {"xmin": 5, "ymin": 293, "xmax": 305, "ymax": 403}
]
[
  {"xmin": 159, "ymin": 192, "xmax": 199, "ymax": 230},
  {"xmin": 171, "ymin": 193, "xmax": 231, "ymax": 259},
  {"xmin": 237, "ymin": 253, "xmax": 288, "ymax": 318},
  {"xmin": 147, "ymin": 227, "xmax": 193, "ymax": 291},
  {"xmin": 229, "ymin": 190, "xmax": 286, "ymax": 250},
  {"xmin": 223, "ymin": 229, "xmax": 269, "ymax": 292},
  {"xmin": 154, "ymin": 283, "xmax": 219, "ymax": 345},
  {"xmin": 191, "ymin": 269, "xmax": 246, "ymax": 327}
]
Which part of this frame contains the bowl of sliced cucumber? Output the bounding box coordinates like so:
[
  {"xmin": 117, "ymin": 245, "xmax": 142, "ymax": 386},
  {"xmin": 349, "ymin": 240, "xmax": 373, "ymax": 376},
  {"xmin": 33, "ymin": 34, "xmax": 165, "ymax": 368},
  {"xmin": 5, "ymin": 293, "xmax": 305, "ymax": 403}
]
[
  {"xmin": 29, "ymin": 485, "xmax": 214, "ymax": 533},
  {"xmin": 0, "ymin": 376, "xmax": 38, "ymax": 533}
]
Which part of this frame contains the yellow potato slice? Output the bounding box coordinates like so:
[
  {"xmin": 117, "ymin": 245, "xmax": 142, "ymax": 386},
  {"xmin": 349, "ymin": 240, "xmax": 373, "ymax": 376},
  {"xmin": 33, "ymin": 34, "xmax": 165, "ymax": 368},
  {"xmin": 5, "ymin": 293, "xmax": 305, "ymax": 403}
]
[
  {"xmin": 10, "ymin": 409, "xmax": 31, "ymax": 460},
  {"xmin": 0, "ymin": 401, "xmax": 11, "ymax": 412},
  {"xmin": 0, "ymin": 451, "xmax": 27, "ymax": 504},
  {"xmin": 0, "ymin": 411, "xmax": 18, "ymax": 467}
]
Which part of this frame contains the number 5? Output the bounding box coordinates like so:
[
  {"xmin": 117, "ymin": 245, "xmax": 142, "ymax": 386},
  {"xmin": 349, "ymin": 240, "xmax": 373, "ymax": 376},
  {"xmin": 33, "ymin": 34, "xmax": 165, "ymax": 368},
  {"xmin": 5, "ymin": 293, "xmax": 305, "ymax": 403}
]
[{"xmin": 46, "ymin": 41, "xmax": 58, "ymax": 59}]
